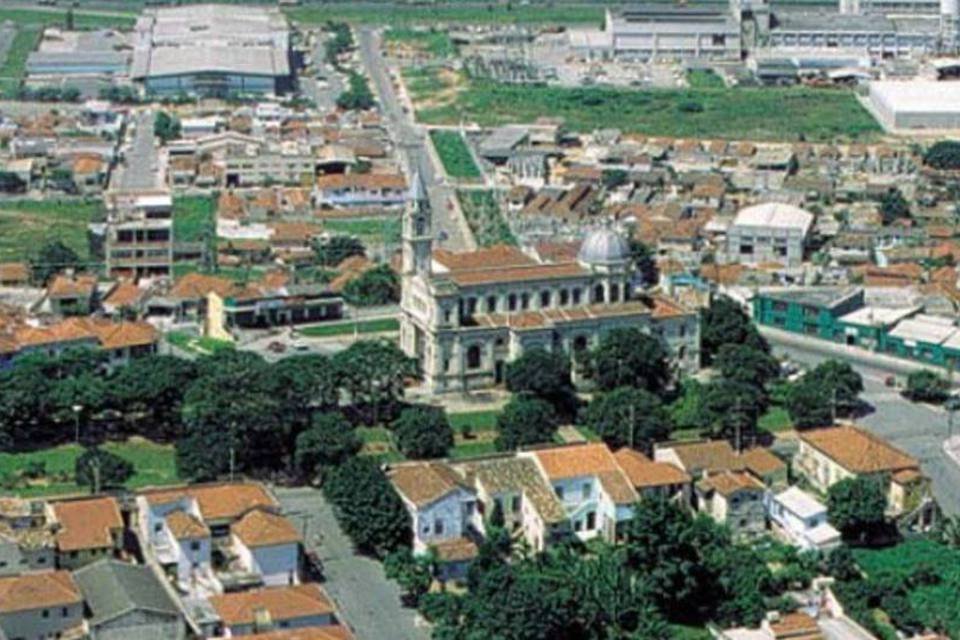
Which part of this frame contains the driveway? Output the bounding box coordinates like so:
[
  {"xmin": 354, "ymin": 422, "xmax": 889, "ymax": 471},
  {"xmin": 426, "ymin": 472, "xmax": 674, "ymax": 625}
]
[{"xmin": 276, "ymin": 487, "xmax": 431, "ymax": 640}]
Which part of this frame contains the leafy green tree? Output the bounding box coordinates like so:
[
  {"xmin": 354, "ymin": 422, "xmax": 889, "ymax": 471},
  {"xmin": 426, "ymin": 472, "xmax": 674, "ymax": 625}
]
[
  {"xmin": 323, "ymin": 456, "xmax": 411, "ymax": 557},
  {"xmin": 826, "ymin": 546, "xmax": 860, "ymax": 581},
  {"xmin": 384, "ymin": 547, "xmax": 434, "ymax": 607},
  {"xmin": 700, "ymin": 296, "xmax": 768, "ymax": 365},
  {"xmin": 785, "ymin": 377, "xmax": 833, "ymax": 429},
  {"xmin": 177, "ymin": 351, "xmax": 286, "ymax": 480},
  {"xmin": 880, "ymin": 187, "xmax": 910, "ymax": 225},
  {"xmin": 629, "ymin": 239, "xmax": 659, "ymax": 287},
  {"xmin": 505, "ymin": 347, "xmax": 577, "ymax": 418},
  {"xmin": 715, "ymin": 344, "xmax": 780, "ymax": 391},
  {"xmin": 601, "ymin": 168, "xmax": 628, "ymax": 189},
  {"xmin": 314, "ymin": 235, "xmax": 365, "ymax": 267},
  {"xmin": 392, "ymin": 405, "xmax": 454, "ymax": 459},
  {"xmin": 107, "ymin": 355, "xmax": 197, "ymax": 440},
  {"xmin": 904, "ymin": 370, "xmax": 950, "ymax": 404},
  {"xmin": 588, "ymin": 327, "xmax": 669, "ymax": 394},
  {"xmin": 294, "ymin": 412, "xmax": 361, "ymax": 478},
  {"xmin": 31, "ymin": 240, "xmax": 80, "ymax": 285},
  {"xmin": 787, "ymin": 360, "xmax": 863, "ymax": 429},
  {"xmin": 336, "ymin": 71, "xmax": 376, "ymax": 110},
  {"xmin": 75, "ymin": 446, "xmax": 133, "ymax": 492},
  {"xmin": 581, "ymin": 386, "xmax": 671, "ymax": 452},
  {"xmin": 153, "ymin": 111, "xmax": 181, "ymax": 143},
  {"xmin": 494, "ymin": 394, "xmax": 559, "ymax": 451},
  {"xmin": 333, "ymin": 340, "xmax": 416, "ymax": 425},
  {"xmin": 827, "ymin": 476, "xmax": 888, "ymax": 542},
  {"xmin": 924, "ymin": 140, "xmax": 960, "ymax": 170},
  {"xmin": 342, "ymin": 264, "xmax": 399, "ymax": 307},
  {"xmin": 694, "ymin": 380, "xmax": 764, "ymax": 444},
  {"xmin": 270, "ymin": 355, "xmax": 340, "ymax": 441}
]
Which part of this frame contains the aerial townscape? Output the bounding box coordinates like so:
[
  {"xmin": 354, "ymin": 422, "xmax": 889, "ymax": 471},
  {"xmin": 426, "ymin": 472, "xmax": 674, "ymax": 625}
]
[{"xmin": 3, "ymin": 0, "xmax": 960, "ymax": 639}]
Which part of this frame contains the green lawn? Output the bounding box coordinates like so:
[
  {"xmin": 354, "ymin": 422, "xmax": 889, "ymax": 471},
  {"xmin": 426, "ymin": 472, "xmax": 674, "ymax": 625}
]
[
  {"xmin": 450, "ymin": 441, "xmax": 498, "ymax": 460},
  {"xmin": 758, "ymin": 405, "xmax": 793, "ymax": 434},
  {"xmin": 323, "ymin": 216, "xmax": 402, "ymax": 245},
  {"xmin": 403, "ymin": 66, "xmax": 450, "ymax": 103},
  {"xmin": 0, "ymin": 438, "xmax": 178, "ymax": 498},
  {"xmin": 457, "ymin": 190, "xmax": 515, "ymax": 247},
  {"xmin": 430, "ymin": 130, "xmax": 482, "ymax": 180},
  {"xmin": 0, "ymin": 198, "xmax": 102, "ymax": 262},
  {"xmin": 687, "ymin": 69, "xmax": 725, "ymax": 89},
  {"xmin": 0, "ymin": 26, "xmax": 40, "ymax": 94},
  {"xmin": 419, "ymin": 81, "xmax": 881, "ymax": 142},
  {"xmin": 287, "ymin": 4, "xmax": 603, "ymax": 26},
  {"xmin": 173, "ymin": 196, "xmax": 216, "ymax": 243},
  {"xmin": 852, "ymin": 539, "xmax": 960, "ymax": 638},
  {"xmin": 166, "ymin": 330, "xmax": 235, "ymax": 356},
  {"xmin": 384, "ymin": 27, "xmax": 456, "ymax": 57},
  {"xmin": 356, "ymin": 426, "xmax": 393, "ymax": 444},
  {"xmin": 298, "ymin": 318, "xmax": 400, "ymax": 338},
  {"xmin": 0, "ymin": 8, "xmax": 135, "ymax": 29},
  {"xmin": 448, "ymin": 409, "xmax": 500, "ymax": 433}
]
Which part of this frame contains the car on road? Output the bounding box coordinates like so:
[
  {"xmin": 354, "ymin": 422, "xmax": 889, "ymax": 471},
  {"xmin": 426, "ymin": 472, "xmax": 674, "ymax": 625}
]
[
  {"xmin": 292, "ymin": 342, "xmax": 310, "ymax": 352},
  {"xmin": 268, "ymin": 341, "xmax": 286, "ymax": 354}
]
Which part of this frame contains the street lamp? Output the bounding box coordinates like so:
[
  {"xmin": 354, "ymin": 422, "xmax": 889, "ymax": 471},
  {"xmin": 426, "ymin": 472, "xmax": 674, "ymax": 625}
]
[{"xmin": 72, "ymin": 404, "xmax": 83, "ymax": 444}]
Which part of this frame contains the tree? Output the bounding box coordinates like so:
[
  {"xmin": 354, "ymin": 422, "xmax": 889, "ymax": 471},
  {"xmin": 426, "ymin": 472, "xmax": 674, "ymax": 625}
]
[
  {"xmin": 75, "ymin": 447, "xmax": 133, "ymax": 492},
  {"xmin": 153, "ymin": 111, "xmax": 181, "ymax": 143},
  {"xmin": 699, "ymin": 296, "xmax": 768, "ymax": 365},
  {"xmin": 588, "ymin": 327, "xmax": 669, "ymax": 394},
  {"xmin": 924, "ymin": 140, "xmax": 960, "ymax": 170},
  {"xmin": 107, "ymin": 356, "xmax": 197, "ymax": 440},
  {"xmin": 787, "ymin": 360, "xmax": 863, "ymax": 429},
  {"xmin": 495, "ymin": 395, "xmax": 559, "ymax": 451},
  {"xmin": 336, "ymin": 71, "xmax": 376, "ymax": 110},
  {"xmin": 904, "ymin": 370, "xmax": 950, "ymax": 404},
  {"xmin": 294, "ymin": 412, "xmax": 361, "ymax": 479},
  {"xmin": 392, "ymin": 405, "xmax": 454, "ymax": 459},
  {"xmin": 694, "ymin": 380, "xmax": 764, "ymax": 445},
  {"xmin": 314, "ymin": 235, "xmax": 365, "ymax": 267},
  {"xmin": 342, "ymin": 264, "xmax": 400, "ymax": 307},
  {"xmin": 333, "ymin": 340, "xmax": 415, "ymax": 425},
  {"xmin": 629, "ymin": 239, "xmax": 659, "ymax": 287},
  {"xmin": 504, "ymin": 347, "xmax": 577, "ymax": 418},
  {"xmin": 323, "ymin": 457, "xmax": 411, "ymax": 557},
  {"xmin": 827, "ymin": 476, "xmax": 888, "ymax": 543},
  {"xmin": 601, "ymin": 168, "xmax": 628, "ymax": 189},
  {"xmin": 880, "ymin": 187, "xmax": 910, "ymax": 225},
  {"xmin": 581, "ymin": 386, "xmax": 672, "ymax": 452},
  {"xmin": 384, "ymin": 548, "xmax": 434, "ymax": 607},
  {"xmin": 715, "ymin": 344, "xmax": 780, "ymax": 392},
  {"xmin": 31, "ymin": 240, "xmax": 80, "ymax": 285},
  {"xmin": 270, "ymin": 355, "xmax": 339, "ymax": 442},
  {"xmin": 785, "ymin": 377, "xmax": 833, "ymax": 429},
  {"xmin": 0, "ymin": 171, "xmax": 25, "ymax": 194}
]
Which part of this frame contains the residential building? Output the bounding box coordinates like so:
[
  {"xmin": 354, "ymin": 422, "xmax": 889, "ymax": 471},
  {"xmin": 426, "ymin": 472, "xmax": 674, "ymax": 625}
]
[
  {"xmin": 724, "ymin": 203, "xmax": 814, "ymax": 267},
  {"xmin": 130, "ymin": 4, "xmax": 292, "ymax": 97},
  {"xmin": 695, "ymin": 470, "xmax": 767, "ymax": 538},
  {"xmin": 400, "ymin": 175, "xmax": 700, "ymax": 393},
  {"xmin": 208, "ymin": 584, "xmax": 338, "ymax": 638},
  {"xmin": 73, "ymin": 558, "xmax": 187, "ymax": 640},
  {"xmin": 0, "ymin": 498, "xmax": 56, "ymax": 575},
  {"xmin": 613, "ymin": 448, "xmax": 691, "ymax": 502},
  {"xmin": 794, "ymin": 424, "xmax": 931, "ymax": 516},
  {"xmin": 0, "ymin": 262, "xmax": 29, "ymax": 287},
  {"xmin": 739, "ymin": 447, "xmax": 788, "ymax": 488},
  {"xmin": 104, "ymin": 193, "xmax": 174, "ymax": 279},
  {"xmin": 653, "ymin": 440, "xmax": 742, "ymax": 479},
  {"xmin": 0, "ymin": 571, "xmax": 84, "ymax": 640},
  {"xmin": 386, "ymin": 462, "xmax": 479, "ymax": 581},
  {"xmin": 45, "ymin": 272, "xmax": 98, "ymax": 316},
  {"xmin": 719, "ymin": 611, "xmax": 827, "ymax": 640},
  {"xmin": 49, "ymin": 496, "xmax": 124, "ymax": 570},
  {"xmin": 230, "ymin": 509, "xmax": 301, "ymax": 587},
  {"xmin": 163, "ymin": 508, "xmax": 212, "ymax": 587},
  {"xmin": 313, "ymin": 173, "xmax": 407, "ymax": 208},
  {"xmin": 242, "ymin": 627, "xmax": 353, "ymax": 640},
  {"xmin": 0, "ymin": 317, "xmax": 159, "ymax": 369},
  {"xmin": 766, "ymin": 486, "xmax": 841, "ymax": 551}
]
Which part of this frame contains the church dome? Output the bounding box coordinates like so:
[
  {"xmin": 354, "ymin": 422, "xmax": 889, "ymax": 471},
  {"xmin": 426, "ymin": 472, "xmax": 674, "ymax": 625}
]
[{"xmin": 577, "ymin": 228, "xmax": 631, "ymax": 266}]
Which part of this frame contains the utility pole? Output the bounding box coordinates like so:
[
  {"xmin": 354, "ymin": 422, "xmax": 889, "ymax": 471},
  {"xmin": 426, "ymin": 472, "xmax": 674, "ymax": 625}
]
[
  {"xmin": 628, "ymin": 402, "xmax": 636, "ymax": 450},
  {"xmin": 229, "ymin": 446, "xmax": 236, "ymax": 482},
  {"xmin": 831, "ymin": 387, "xmax": 838, "ymax": 425}
]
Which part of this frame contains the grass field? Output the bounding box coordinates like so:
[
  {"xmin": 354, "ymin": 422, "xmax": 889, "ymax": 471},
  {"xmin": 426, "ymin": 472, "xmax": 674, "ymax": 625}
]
[
  {"xmin": 418, "ymin": 81, "xmax": 881, "ymax": 142},
  {"xmin": 0, "ymin": 8, "xmax": 136, "ymax": 30},
  {"xmin": 384, "ymin": 27, "xmax": 457, "ymax": 57},
  {"xmin": 0, "ymin": 198, "xmax": 102, "ymax": 262},
  {"xmin": 298, "ymin": 317, "xmax": 400, "ymax": 338},
  {"xmin": 0, "ymin": 438, "xmax": 178, "ymax": 498},
  {"xmin": 323, "ymin": 216, "xmax": 402, "ymax": 245},
  {"xmin": 173, "ymin": 195, "xmax": 216, "ymax": 243},
  {"xmin": 448, "ymin": 409, "xmax": 500, "ymax": 433},
  {"xmin": 853, "ymin": 539, "xmax": 960, "ymax": 638},
  {"xmin": 166, "ymin": 330, "xmax": 235, "ymax": 356},
  {"xmin": 287, "ymin": 4, "xmax": 604, "ymax": 26},
  {"xmin": 0, "ymin": 26, "xmax": 40, "ymax": 98},
  {"xmin": 687, "ymin": 69, "xmax": 725, "ymax": 89},
  {"xmin": 457, "ymin": 190, "xmax": 515, "ymax": 247},
  {"xmin": 430, "ymin": 130, "xmax": 482, "ymax": 180}
]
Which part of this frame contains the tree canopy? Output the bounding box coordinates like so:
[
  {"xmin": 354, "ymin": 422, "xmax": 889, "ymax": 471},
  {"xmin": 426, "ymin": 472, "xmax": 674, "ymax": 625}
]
[
  {"xmin": 505, "ymin": 347, "xmax": 578, "ymax": 418},
  {"xmin": 581, "ymin": 386, "xmax": 671, "ymax": 452},
  {"xmin": 588, "ymin": 327, "xmax": 669, "ymax": 394},
  {"xmin": 333, "ymin": 340, "xmax": 416, "ymax": 425},
  {"xmin": 700, "ymin": 296, "xmax": 768, "ymax": 365},
  {"xmin": 495, "ymin": 395, "xmax": 559, "ymax": 451},
  {"xmin": 786, "ymin": 360, "xmax": 863, "ymax": 429},
  {"xmin": 392, "ymin": 405, "xmax": 454, "ymax": 459},
  {"xmin": 294, "ymin": 412, "xmax": 361, "ymax": 479},
  {"xmin": 827, "ymin": 476, "xmax": 888, "ymax": 543},
  {"xmin": 75, "ymin": 447, "xmax": 133, "ymax": 492},
  {"xmin": 923, "ymin": 140, "xmax": 960, "ymax": 170},
  {"xmin": 342, "ymin": 264, "xmax": 400, "ymax": 307},
  {"xmin": 904, "ymin": 370, "xmax": 950, "ymax": 404},
  {"xmin": 31, "ymin": 240, "xmax": 81, "ymax": 286},
  {"xmin": 880, "ymin": 187, "xmax": 910, "ymax": 225}
]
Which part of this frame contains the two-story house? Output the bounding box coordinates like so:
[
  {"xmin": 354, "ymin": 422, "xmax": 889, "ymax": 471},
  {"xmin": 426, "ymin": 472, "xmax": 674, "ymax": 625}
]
[
  {"xmin": 49, "ymin": 496, "xmax": 124, "ymax": 570},
  {"xmin": 613, "ymin": 448, "xmax": 691, "ymax": 503},
  {"xmin": 695, "ymin": 470, "xmax": 767, "ymax": 539},
  {"xmin": 766, "ymin": 486, "xmax": 841, "ymax": 551},
  {"xmin": 230, "ymin": 509, "xmax": 301, "ymax": 587},
  {"xmin": 0, "ymin": 571, "xmax": 84, "ymax": 640}
]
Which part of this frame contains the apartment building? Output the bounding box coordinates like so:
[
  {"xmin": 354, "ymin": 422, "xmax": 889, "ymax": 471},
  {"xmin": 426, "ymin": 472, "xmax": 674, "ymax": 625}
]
[{"xmin": 105, "ymin": 193, "xmax": 174, "ymax": 279}]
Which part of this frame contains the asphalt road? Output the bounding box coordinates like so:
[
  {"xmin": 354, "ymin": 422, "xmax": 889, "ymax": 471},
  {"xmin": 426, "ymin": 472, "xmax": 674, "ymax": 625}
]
[
  {"xmin": 277, "ymin": 487, "xmax": 431, "ymax": 640},
  {"xmin": 356, "ymin": 27, "xmax": 469, "ymax": 251},
  {"xmin": 116, "ymin": 109, "xmax": 162, "ymax": 191},
  {"xmin": 767, "ymin": 332, "xmax": 960, "ymax": 516}
]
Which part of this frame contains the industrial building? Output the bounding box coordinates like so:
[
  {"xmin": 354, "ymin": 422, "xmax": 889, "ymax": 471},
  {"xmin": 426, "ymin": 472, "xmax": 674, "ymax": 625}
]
[
  {"xmin": 130, "ymin": 4, "xmax": 292, "ymax": 97},
  {"xmin": 724, "ymin": 203, "xmax": 814, "ymax": 268},
  {"xmin": 869, "ymin": 80, "xmax": 960, "ymax": 130}
]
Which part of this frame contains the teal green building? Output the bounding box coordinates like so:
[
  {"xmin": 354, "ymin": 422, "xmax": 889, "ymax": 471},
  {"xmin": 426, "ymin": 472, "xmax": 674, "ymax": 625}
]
[{"xmin": 752, "ymin": 287, "xmax": 865, "ymax": 340}]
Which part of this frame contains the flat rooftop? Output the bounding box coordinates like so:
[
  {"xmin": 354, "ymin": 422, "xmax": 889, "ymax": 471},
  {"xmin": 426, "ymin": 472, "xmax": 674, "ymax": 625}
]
[
  {"xmin": 870, "ymin": 80, "xmax": 960, "ymax": 114},
  {"xmin": 759, "ymin": 286, "xmax": 862, "ymax": 309},
  {"xmin": 839, "ymin": 305, "xmax": 918, "ymax": 328},
  {"xmin": 887, "ymin": 314, "xmax": 957, "ymax": 344}
]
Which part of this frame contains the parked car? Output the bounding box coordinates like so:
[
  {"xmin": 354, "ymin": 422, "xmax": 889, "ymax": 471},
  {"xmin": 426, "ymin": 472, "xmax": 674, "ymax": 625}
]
[{"xmin": 268, "ymin": 341, "xmax": 286, "ymax": 354}]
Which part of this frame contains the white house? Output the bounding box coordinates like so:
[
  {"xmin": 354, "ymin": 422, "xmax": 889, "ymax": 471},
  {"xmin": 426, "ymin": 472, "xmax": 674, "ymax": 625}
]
[
  {"xmin": 313, "ymin": 173, "xmax": 407, "ymax": 208},
  {"xmin": 165, "ymin": 509, "xmax": 214, "ymax": 586},
  {"xmin": 208, "ymin": 584, "xmax": 337, "ymax": 638},
  {"xmin": 766, "ymin": 486, "xmax": 841, "ymax": 552},
  {"xmin": 230, "ymin": 509, "xmax": 301, "ymax": 587}
]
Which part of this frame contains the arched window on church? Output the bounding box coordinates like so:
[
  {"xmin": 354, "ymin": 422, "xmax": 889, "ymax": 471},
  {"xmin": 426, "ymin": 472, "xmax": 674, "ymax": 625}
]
[
  {"xmin": 593, "ymin": 284, "xmax": 605, "ymax": 304},
  {"xmin": 467, "ymin": 345, "xmax": 482, "ymax": 369}
]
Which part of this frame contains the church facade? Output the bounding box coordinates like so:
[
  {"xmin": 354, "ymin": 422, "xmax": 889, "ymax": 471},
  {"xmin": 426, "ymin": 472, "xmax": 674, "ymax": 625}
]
[{"xmin": 399, "ymin": 176, "xmax": 701, "ymax": 393}]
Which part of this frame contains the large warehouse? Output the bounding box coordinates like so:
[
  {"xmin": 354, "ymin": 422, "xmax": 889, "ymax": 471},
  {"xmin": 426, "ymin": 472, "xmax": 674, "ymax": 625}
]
[
  {"xmin": 130, "ymin": 4, "xmax": 292, "ymax": 97},
  {"xmin": 869, "ymin": 81, "xmax": 960, "ymax": 131}
]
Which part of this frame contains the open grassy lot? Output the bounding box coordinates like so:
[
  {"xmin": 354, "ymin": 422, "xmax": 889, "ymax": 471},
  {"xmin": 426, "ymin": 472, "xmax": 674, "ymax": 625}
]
[
  {"xmin": 457, "ymin": 189, "xmax": 515, "ymax": 247},
  {"xmin": 0, "ymin": 438, "xmax": 179, "ymax": 498},
  {"xmin": 173, "ymin": 195, "xmax": 216, "ymax": 243},
  {"xmin": 298, "ymin": 318, "xmax": 400, "ymax": 338},
  {"xmin": 0, "ymin": 8, "xmax": 136, "ymax": 30},
  {"xmin": 0, "ymin": 198, "xmax": 102, "ymax": 262},
  {"xmin": 687, "ymin": 69, "xmax": 725, "ymax": 89},
  {"xmin": 0, "ymin": 26, "xmax": 39, "ymax": 79},
  {"xmin": 287, "ymin": 5, "xmax": 603, "ymax": 26},
  {"xmin": 384, "ymin": 27, "xmax": 457, "ymax": 57},
  {"xmin": 322, "ymin": 216, "xmax": 402, "ymax": 245},
  {"xmin": 418, "ymin": 81, "xmax": 881, "ymax": 142},
  {"xmin": 166, "ymin": 330, "xmax": 235, "ymax": 356},
  {"xmin": 430, "ymin": 130, "xmax": 482, "ymax": 180},
  {"xmin": 853, "ymin": 539, "xmax": 960, "ymax": 638}
]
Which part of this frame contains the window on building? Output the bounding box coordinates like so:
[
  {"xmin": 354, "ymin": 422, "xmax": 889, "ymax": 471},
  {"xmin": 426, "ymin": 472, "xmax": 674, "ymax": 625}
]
[
  {"xmin": 610, "ymin": 284, "xmax": 620, "ymax": 303},
  {"xmin": 42, "ymin": 610, "xmax": 49, "ymax": 619},
  {"xmin": 508, "ymin": 294, "xmax": 518, "ymax": 311},
  {"xmin": 190, "ymin": 541, "xmax": 201, "ymax": 552},
  {"xmin": 62, "ymin": 607, "xmax": 68, "ymax": 617},
  {"xmin": 443, "ymin": 308, "xmax": 452, "ymax": 323},
  {"xmin": 434, "ymin": 519, "xmax": 444, "ymax": 535},
  {"xmin": 487, "ymin": 296, "xmax": 497, "ymax": 312},
  {"xmin": 559, "ymin": 289, "xmax": 570, "ymax": 306},
  {"xmin": 573, "ymin": 289, "xmax": 582, "ymax": 305},
  {"xmin": 555, "ymin": 486, "xmax": 564, "ymax": 500},
  {"xmin": 593, "ymin": 284, "xmax": 605, "ymax": 303},
  {"xmin": 581, "ymin": 482, "xmax": 592, "ymax": 499},
  {"xmin": 467, "ymin": 345, "xmax": 482, "ymax": 369},
  {"xmin": 740, "ymin": 243, "xmax": 754, "ymax": 255},
  {"xmin": 511, "ymin": 496, "xmax": 521, "ymax": 512},
  {"xmin": 467, "ymin": 297, "xmax": 478, "ymax": 316},
  {"xmin": 712, "ymin": 34, "xmax": 726, "ymax": 45},
  {"xmin": 154, "ymin": 523, "xmax": 163, "ymax": 533},
  {"xmin": 443, "ymin": 358, "xmax": 450, "ymax": 373},
  {"xmin": 574, "ymin": 519, "xmax": 583, "ymax": 532},
  {"xmin": 540, "ymin": 290, "xmax": 551, "ymax": 308},
  {"xmin": 586, "ymin": 511, "xmax": 596, "ymax": 530},
  {"xmin": 521, "ymin": 293, "xmax": 530, "ymax": 310}
]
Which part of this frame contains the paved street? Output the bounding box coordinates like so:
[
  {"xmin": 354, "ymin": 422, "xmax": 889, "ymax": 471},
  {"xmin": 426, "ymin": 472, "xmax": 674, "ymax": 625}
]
[
  {"xmin": 116, "ymin": 109, "xmax": 163, "ymax": 191},
  {"xmin": 766, "ymin": 330, "xmax": 960, "ymax": 516},
  {"xmin": 277, "ymin": 487, "xmax": 431, "ymax": 640},
  {"xmin": 357, "ymin": 27, "xmax": 470, "ymax": 251}
]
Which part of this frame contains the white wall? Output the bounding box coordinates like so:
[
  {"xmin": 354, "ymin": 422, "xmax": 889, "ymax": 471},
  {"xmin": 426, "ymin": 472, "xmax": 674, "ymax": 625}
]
[{"xmin": 234, "ymin": 540, "xmax": 299, "ymax": 587}]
